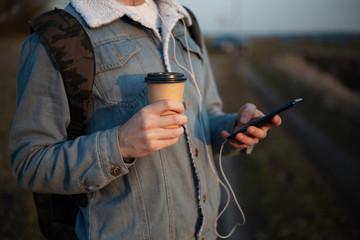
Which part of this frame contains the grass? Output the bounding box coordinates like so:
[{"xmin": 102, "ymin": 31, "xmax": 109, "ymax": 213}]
[
  {"xmin": 247, "ymin": 39, "xmax": 360, "ymax": 159},
  {"xmin": 209, "ymin": 48, "xmax": 359, "ymax": 239}
]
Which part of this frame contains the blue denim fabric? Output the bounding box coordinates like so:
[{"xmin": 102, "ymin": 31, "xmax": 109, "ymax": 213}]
[{"xmin": 9, "ymin": 5, "xmax": 240, "ymax": 240}]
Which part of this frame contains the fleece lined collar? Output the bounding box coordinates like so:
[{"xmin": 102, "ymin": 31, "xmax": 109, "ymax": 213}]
[
  {"xmin": 70, "ymin": 0, "xmax": 192, "ymax": 29},
  {"xmin": 70, "ymin": 0, "xmax": 193, "ymax": 71}
]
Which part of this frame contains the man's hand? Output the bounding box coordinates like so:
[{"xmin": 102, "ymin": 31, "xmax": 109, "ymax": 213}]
[
  {"xmin": 221, "ymin": 103, "xmax": 281, "ymax": 149},
  {"xmin": 118, "ymin": 100, "xmax": 188, "ymax": 159}
]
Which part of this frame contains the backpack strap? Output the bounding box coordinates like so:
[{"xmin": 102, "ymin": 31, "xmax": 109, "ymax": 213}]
[
  {"xmin": 30, "ymin": 8, "xmax": 95, "ymax": 140},
  {"xmin": 184, "ymin": 6, "xmax": 203, "ymax": 51},
  {"xmin": 30, "ymin": 9, "xmax": 94, "ymax": 240}
]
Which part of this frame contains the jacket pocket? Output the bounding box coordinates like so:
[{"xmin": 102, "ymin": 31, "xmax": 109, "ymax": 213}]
[
  {"xmin": 95, "ymin": 39, "xmax": 140, "ymax": 73},
  {"xmin": 93, "ymin": 39, "xmax": 148, "ymax": 124}
]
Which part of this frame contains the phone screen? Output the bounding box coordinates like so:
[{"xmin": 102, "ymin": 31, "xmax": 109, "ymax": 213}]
[{"xmin": 227, "ymin": 98, "xmax": 303, "ymax": 140}]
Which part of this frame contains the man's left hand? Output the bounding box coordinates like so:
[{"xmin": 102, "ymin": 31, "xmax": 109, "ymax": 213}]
[{"xmin": 221, "ymin": 103, "xmax": 282, "ymax": 149}]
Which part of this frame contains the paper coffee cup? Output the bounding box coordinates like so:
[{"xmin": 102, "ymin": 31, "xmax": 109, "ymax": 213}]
[{"xmin": 145, "ymin": 72, "xmax": 187, "ymax": 128}]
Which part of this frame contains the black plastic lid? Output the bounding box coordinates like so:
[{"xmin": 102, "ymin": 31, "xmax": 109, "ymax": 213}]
[{"xmin": 145, "ymin": 72, "xmax": 187, "ymax": 83}]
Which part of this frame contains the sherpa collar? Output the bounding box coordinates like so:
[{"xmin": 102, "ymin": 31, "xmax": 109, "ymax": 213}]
[
  {"xmin": 70, "ymin": 0, "xmax": 192, "ymax": 71},
  {"xmin": 70, "ymin": 0, "xmax": 191, "ymax": 29}
]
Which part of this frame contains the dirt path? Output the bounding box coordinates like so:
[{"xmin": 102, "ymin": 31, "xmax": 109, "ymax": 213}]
[{"xmin": 236, "ymin": 58, "xmax": 360, "ymax": 224}]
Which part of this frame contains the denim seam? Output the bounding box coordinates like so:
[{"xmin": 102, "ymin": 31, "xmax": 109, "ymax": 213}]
[
  {"xmin": 88, "ymin": 191, "xmax": 96, "ymax": 240},
  {"xmin": 96, "ymin": 47, "xmax": 140, "ymax": 73},
  {"xmin": 93, "ymin": 33, "xmax": 150, "ymax": 47},
  {"xmin": 159, "ymin": 150, "xmax": 175, "ymax": 240},
  {"xmin": 134, "ymin": 165, "xmax": 151, "ymax": 240}
]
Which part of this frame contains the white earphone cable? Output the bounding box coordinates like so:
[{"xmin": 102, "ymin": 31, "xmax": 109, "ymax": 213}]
[{"xmin": 144, "ymin": 1, "xmax": 245, "ymax": 238}]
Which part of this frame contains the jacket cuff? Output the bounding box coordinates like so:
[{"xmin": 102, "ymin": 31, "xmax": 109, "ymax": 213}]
[{"xmin": 98, "ymin": 127, "xmax": 136, "ymax": 180}]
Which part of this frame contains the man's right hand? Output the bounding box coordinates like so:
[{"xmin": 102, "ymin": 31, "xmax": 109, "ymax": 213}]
[{"xmin": 117, "ymin": 100, "xmax": 188, "ymax": 159}]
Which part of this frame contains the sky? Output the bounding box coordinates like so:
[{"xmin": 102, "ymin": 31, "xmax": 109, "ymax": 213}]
[{"xmin": 49, "ymin": 0, "xmax": 360, "ymax": 36}]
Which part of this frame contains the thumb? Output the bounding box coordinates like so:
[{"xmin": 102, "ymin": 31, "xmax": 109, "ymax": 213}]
[{"xmin": 238, "ymin": 103, "xmax": 257, "ymax": 124}]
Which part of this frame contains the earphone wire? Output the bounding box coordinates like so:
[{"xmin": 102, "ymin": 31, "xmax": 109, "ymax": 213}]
[
  {"xmin": 216, "ymin": 141, "xmax": 246, "ymax": 238},
  {"xmin": 144, "ymin": 1, "xmax": 245, "ymax": 238}
]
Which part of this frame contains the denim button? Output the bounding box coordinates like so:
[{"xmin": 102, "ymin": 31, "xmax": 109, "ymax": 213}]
[
  {"xmin": 110, "ymin": 166, "xmax": 121, "ymax": 176},
  {"xmin": 202, "ymin": 194, "xmax": 208, "ymax": 203},
  {"xmin": 194, "ymin": 148, "xmax": 200, "ymax": 158}
]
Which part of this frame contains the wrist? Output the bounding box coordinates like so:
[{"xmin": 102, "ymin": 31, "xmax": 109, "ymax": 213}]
[{"xmin": 117, "ymin": 126, "xmax": 130, "ymax": 159}]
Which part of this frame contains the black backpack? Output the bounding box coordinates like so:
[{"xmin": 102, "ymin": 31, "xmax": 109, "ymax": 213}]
[{"xmin": 30, "ymin": 7, "xmax": 202, "ymax": 240}]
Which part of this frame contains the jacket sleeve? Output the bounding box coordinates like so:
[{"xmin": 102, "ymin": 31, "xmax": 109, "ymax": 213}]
[
  {"xmin": 8, "ymin": 34, "xmax": 134, "ymax": 194},
  {"xmin": 199, "ymin": 42, "xmax": 242, "ymax": 157}
]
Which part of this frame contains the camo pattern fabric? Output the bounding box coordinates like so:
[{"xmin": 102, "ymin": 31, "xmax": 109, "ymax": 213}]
[{"xmin": 30, "ymin": 8, "xmax": 95, "ymax": 139}]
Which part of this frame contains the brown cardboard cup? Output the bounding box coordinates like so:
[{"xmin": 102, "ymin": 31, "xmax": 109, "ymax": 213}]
[{"xmin": 145, "ymin": 72, "xmax": 187, "ymax": 128}]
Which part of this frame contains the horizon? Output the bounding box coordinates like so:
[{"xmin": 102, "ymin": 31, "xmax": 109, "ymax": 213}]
[
  {"xmin": 180, "ymin": 0, "xmax": 360, "ymax": 37},
  {"xmin": 48, "ymin": 0, "xmax": 360, "ymax": 37}
]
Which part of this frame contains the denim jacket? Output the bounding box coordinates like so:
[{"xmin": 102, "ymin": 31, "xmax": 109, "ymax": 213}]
[{"xmin": 9, "ymin": 3, "xmax": 239, "ymax": 240}]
